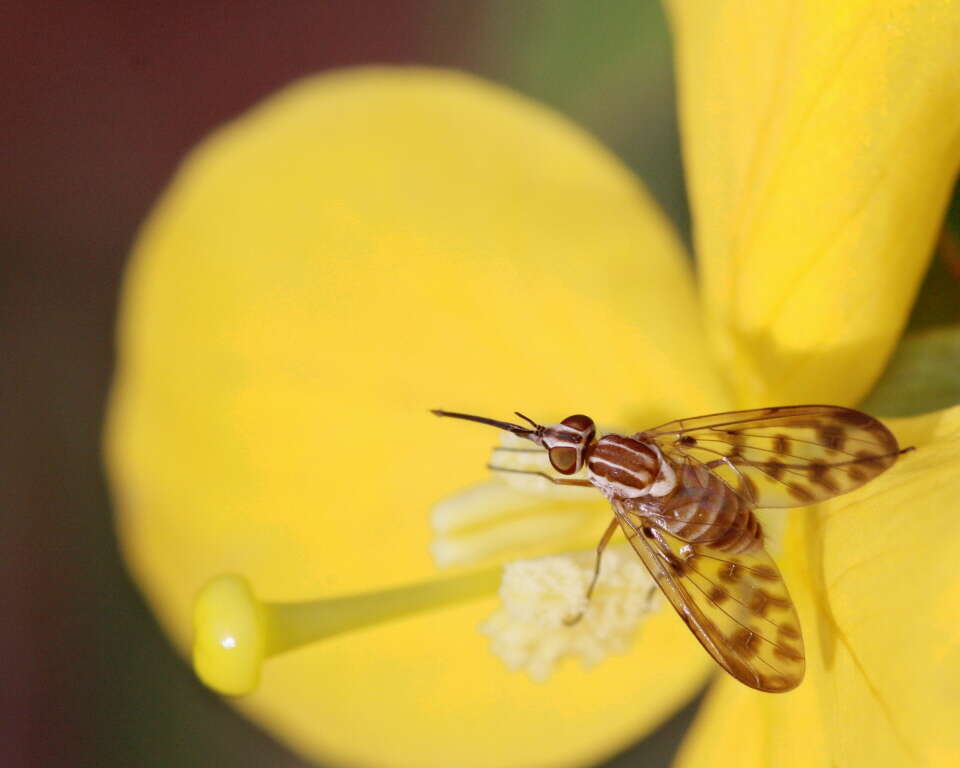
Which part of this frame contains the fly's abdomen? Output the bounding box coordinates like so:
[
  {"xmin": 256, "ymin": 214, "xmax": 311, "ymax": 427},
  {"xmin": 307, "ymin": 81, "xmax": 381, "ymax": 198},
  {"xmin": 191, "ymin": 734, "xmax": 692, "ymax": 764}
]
[{"xmin": 646, "ymin": 461, "xmax": 763, "ymax": 554}]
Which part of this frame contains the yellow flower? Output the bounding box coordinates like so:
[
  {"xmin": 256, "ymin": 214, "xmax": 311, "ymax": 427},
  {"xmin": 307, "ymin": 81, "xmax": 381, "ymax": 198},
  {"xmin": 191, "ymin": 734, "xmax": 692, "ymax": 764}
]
[
  {"xmin": 105, "ymin": 3, "xmax": 960, "ymax": 768},
  {"xmin": 107, "ymin": 69, "xmax": 719, "ymax": 768}
]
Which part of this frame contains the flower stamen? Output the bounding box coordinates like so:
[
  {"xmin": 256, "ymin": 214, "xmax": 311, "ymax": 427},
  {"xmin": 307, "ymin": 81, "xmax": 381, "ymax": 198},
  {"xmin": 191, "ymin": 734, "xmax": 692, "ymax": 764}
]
[{"xmin": 480, "ymin": 546, "xmax": 660, "ymax": 682}]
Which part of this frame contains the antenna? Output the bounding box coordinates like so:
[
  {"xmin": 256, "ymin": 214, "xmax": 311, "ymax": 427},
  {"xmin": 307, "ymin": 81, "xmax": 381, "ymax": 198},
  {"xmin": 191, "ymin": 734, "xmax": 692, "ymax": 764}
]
[
  {"xmin": 514, "ymin": 411, "xmax": 539, "ymax": 429},
  {"xmin": 431, "ymin": 409, "xmax": 540, "ymax": 438}
]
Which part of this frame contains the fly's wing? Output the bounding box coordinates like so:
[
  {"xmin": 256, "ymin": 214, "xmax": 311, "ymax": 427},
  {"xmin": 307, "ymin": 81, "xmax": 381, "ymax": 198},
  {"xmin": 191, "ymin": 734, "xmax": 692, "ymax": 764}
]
[
  {"xmin": 640, "ymin": 405, "xmax": 904, "ymax": 508},
  {"xmin": 616, "ymin": 502, "xmax": 804, "ymax": 692}
]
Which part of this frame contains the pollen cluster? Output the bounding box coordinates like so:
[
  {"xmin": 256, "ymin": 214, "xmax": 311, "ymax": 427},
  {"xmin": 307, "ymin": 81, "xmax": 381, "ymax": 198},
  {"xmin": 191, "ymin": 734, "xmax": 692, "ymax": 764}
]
[{"xmin": 480, "ymin": 546, "xmax": 659, "ymax": 682}]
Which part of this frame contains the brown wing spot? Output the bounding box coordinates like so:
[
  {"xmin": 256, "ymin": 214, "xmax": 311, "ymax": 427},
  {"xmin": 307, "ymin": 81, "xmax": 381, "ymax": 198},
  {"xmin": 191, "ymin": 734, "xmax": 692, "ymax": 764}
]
[
  {"xmin": 764, "ymin": 458, "xmax": 786, "ymax": 480},
  {"xmin": 730, "ymin": 628, "xmax": 761, "ymax": 658},
  {"xmin": 834, "ymin": 409, "xmax": 872, "ymax": 427},
  {"xmin": 751, "ymin": 564, "xmax": 779, "ymax": 581},
  {"xmin": 773, "ymin": 433, "xmax": 791, "ymax": 455},
  {"xmin": 787, "ymin": 482, "xmax": 816, "ymax": 503},
  {"xmin": 678, "ymin": 434, "xmax": 697, "ymax": 446},
  {"xmin": 749, "ymin": 589, "xmax": 790, "ymax": 617},
  {"xmin": 778, "ymin": 623, "xmax": 801, "ymax": 640},
  {"xmin": 760, "ymin": 673, "xmax": 793, "ymax": 692},
  {"xmin": 719, "ymin": 561, "xmax": 742, "ymax": 583},
  {"xmin": 854, "ymin": 450, "xmax": 886, "ymax": 472},
  {"xmin": 724, "ymin": 428, "xmax": 745, "ymax": 444},
  {"xmin": 786, "ymin": 418, "xmax": 821, "ymax": 429},
  {"xmin": 809, "ymin": 460, "xmax": 840, "ymax": 493},
  {"xmin": 817, "ymin": 424, "xmax": 847, "ymax": 451},
  {"xmin": 656, "ymin": 547, "xmax": 686, "ymax": 576},
  {"xmin": 773, "ymin": 643, "xmax": 803, "ymax": 662},
  {"xmin": 727, "ymin": 655, "xmax": 759, "ymax": 684},
  {"xmin": 847, "ymin": 466, "xmax": 867, "ymax": 483},
  {"xmin": 708, "ymin": 586, "xmax": 729, "ymax": 605}
]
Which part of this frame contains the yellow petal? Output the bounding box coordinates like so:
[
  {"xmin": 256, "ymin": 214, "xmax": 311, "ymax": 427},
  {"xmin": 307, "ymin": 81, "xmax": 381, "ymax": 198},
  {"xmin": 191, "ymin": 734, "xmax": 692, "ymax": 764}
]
[
  {"xmin": 106, "ymin": 68, "xmax": 724, "ymax": 768},
  {"xmin": 811, "ymin": 405, "xmax": 960, "ymax": 765},
  {"xmin": 677, "ymin": 406, "xmax": 960, "ymax": 767},
  {"xmin": 669, "ymin": 0, "xmax": 960, "ymax": 406},
  {"xmin": 674, "ymin": 673, "xmax": 830, "ymax": 768}
]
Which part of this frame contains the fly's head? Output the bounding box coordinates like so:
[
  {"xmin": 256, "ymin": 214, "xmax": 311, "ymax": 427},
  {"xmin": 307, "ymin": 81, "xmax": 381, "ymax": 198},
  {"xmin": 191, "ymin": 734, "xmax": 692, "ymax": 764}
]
[{"xmin": 431, "ymin": 409, "xmax": 596, "ymax": 474}]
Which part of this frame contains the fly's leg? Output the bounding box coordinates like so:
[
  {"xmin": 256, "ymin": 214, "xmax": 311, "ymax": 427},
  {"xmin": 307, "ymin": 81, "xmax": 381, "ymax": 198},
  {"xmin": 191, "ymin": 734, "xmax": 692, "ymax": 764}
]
[
  {"xmin": 585, "ymin": 517, "xmax": 621, "ymax": 600},
  {"xmin": 563, "ymin": 517, "xmax": 620, "ymax": 626},
  {"xmin": 486, "ymin": 464, "xmax": 593, "ymax": 487},
  {"xmin": 486, "ymin": 463, "xmax": 600, "ymax": 623}
]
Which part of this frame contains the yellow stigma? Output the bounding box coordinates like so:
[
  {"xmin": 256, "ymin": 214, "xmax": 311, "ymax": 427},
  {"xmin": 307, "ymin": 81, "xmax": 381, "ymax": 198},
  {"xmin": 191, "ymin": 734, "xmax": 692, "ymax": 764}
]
[
  {"xmin": 193, "ymin": 575, "xmax": 266, "ymax": 696},
  {"xmin": 192, "ymin": 568, "xmax": 501, "ymax": 696}
]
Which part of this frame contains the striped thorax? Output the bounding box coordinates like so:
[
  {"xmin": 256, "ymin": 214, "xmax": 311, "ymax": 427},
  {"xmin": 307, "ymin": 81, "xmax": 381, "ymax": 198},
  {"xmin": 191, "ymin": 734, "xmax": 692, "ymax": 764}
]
[{"xmin": 585, "ymin": 435, "xmax": 676, "ymax": 500}]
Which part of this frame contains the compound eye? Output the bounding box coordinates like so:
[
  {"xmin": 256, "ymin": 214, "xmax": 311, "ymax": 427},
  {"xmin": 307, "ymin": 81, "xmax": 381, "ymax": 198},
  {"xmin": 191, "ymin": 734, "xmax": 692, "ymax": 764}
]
[
  {"xmin": 561, "ymin": 414, "xmax": 594, "ymax": 433},
  {"xmin": 548, "ymin": 446, "xmax": 580, "ymax": 475}
]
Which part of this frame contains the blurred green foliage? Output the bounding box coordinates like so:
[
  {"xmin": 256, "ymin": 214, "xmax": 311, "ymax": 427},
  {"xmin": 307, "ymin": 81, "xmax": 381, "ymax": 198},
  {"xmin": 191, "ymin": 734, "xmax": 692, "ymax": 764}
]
[
  {"xmin": 863, "ymin": 324, "xmax": 960, "ymax": 417},
  {"xmin": 477, "ymin": 0, "xmax": 688, "ymax": 232},
  {"xmin": 865, "ymin": 186, "xmax": 960, "ymax": 416},
  {"xmin": 905, "ymin": 188, "xmax": 960, "ymax": 332}
]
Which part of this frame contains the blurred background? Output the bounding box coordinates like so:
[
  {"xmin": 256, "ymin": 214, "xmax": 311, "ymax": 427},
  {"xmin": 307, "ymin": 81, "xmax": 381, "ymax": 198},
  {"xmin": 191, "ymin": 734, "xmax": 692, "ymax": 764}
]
[
  {"xmin": 5, "ymin": 2, "xmax": 958, "ymax": 767},
  {"xmin": 4, "ymin": 2, "xmax": 698, "ymax": 766}
]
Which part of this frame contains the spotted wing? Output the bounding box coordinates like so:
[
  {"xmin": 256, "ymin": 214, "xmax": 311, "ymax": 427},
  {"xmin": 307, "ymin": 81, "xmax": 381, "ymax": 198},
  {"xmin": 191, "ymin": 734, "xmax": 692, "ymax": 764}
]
[
  {"xmin": 616, "ymin": 501, "xmax": 804, "ymax": 692},
  {"xmin": 640, "ymin": 405, "xmax": 903, "ymax": 508}
]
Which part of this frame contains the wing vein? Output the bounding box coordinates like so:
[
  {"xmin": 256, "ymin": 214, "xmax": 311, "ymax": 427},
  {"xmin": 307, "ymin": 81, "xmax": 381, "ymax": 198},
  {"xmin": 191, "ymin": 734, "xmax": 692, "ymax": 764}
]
[{"xmin": 683, "ymin": 567, "xmax": 790, "ymax": 653}]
